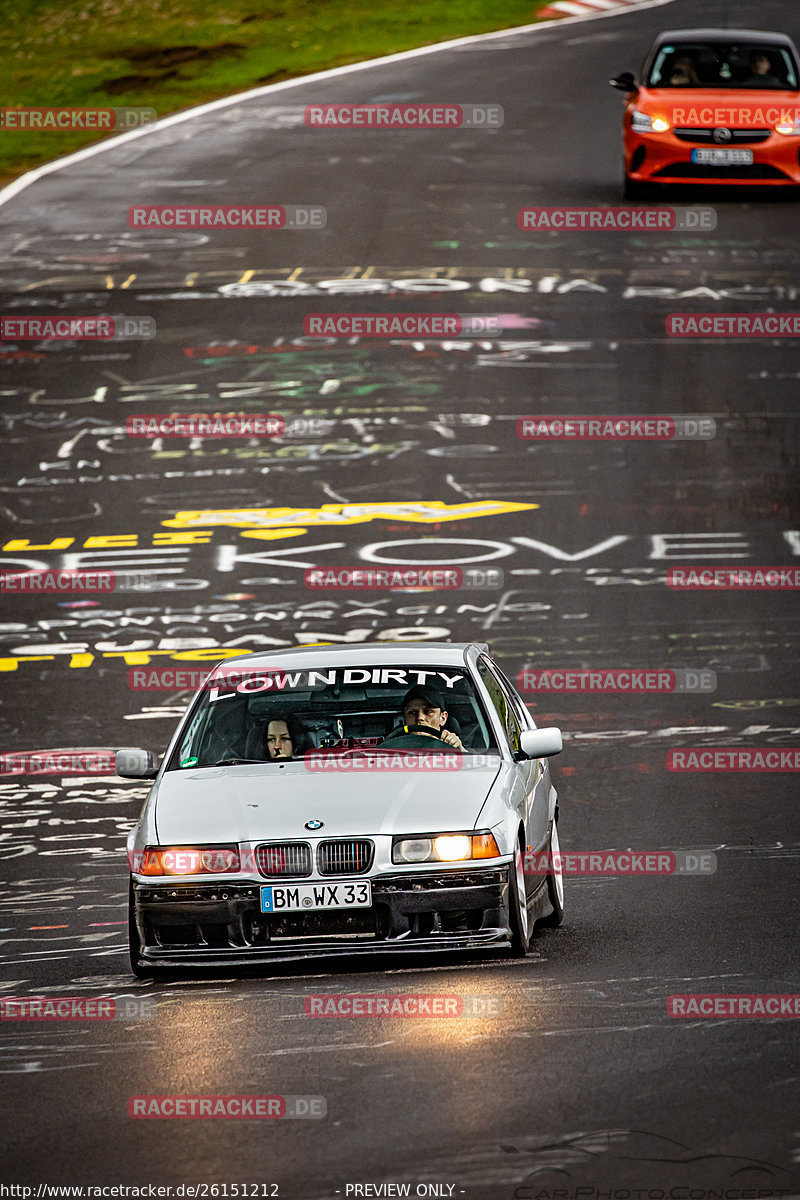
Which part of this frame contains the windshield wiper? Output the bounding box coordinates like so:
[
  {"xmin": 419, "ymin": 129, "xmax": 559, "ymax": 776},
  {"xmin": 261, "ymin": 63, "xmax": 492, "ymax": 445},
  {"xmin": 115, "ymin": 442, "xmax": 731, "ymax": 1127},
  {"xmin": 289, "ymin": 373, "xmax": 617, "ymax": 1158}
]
[
  {"xmin": 207, "ymin": 757, "xmax": 265, "ymax": 767},
  {"xmin": 318, "ymin": 745, "xmax": 454, "ymax": 756}
]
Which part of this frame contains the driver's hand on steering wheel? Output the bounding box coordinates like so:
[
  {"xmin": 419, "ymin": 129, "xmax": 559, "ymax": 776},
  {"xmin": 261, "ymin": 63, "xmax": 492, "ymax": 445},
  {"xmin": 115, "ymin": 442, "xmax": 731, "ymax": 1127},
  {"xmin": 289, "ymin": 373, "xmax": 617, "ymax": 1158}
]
[{"xmin": 438, "ymin": 727, "xmax": 464, "ymax": 750}]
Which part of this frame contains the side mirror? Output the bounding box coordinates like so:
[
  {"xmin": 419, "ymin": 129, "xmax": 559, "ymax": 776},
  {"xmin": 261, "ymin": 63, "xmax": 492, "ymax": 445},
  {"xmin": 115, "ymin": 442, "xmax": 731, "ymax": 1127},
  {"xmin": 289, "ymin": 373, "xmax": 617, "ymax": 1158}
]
[
  {"xmin": 610, "ymin": 71, "xmax": 638, "ymax": 93},
  {"xmin": 519, "ymin": 727, "xmax": 563, "ymax": 760},
  {"xmin": 116, "ymin": 748, "xmax": 159, "ymax": 778}
]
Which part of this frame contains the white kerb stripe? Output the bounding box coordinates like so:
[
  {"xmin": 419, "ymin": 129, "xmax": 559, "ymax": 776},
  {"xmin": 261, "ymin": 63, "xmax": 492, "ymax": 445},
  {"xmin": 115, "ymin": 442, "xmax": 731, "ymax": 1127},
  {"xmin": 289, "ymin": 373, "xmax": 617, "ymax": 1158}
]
[{"xmin": 579, "ymin": 0, "xmax": 634, "ymax": 9}]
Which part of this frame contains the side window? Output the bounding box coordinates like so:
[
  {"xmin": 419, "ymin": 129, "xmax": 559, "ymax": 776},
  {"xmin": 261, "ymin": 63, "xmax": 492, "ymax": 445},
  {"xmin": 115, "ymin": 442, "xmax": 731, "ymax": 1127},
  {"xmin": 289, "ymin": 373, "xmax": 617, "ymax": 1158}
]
[
  {"xmin": 477, "ymin": 659, "xmax": 522, "ymax": 754},
  {"xmin": 492, "ymin": 662, "xmax": 533, "ymax": 730},
  {"xmin": 176, "ymin": 703, "xmax": 208, "ymax": 767},
  {"xmin": 173, "ymin": 695, "xmax": 247, "ymax": 768}
]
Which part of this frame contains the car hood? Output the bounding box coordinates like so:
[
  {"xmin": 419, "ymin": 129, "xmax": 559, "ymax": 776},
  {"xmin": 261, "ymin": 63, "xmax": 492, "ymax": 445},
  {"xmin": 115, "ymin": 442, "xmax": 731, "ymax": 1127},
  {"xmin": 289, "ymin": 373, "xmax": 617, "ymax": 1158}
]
[
  {"xmin": 154, "ymin": 758, "xmax": 502, "ymax": 843},
  {"xmin": 638, "ymin": 86, "xmax": 800, "ymax": 104}
]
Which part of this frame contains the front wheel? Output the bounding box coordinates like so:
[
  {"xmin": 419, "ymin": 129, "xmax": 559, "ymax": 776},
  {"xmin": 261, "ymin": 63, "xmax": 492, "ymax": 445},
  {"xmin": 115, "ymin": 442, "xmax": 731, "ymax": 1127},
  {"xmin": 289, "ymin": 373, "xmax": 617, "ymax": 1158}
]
[
  {"xmin": 623, "ymin": 173, "xmax": 647, "ymax": 201},
  {"xmin": 539, "ymin": 816, "xmax": 565, "ymax": 928},
  {"xmin": 508, "ymin": 842, "xmax": 532, "ymax": 956},
  {"xmin": 128, "ymin": 878, "xmax": 151, "ymax": 978}
]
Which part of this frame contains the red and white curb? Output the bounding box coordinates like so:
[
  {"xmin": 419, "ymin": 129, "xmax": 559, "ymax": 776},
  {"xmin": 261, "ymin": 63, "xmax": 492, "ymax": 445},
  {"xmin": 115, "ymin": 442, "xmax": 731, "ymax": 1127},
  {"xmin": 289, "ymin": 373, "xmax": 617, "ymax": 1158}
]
[{"xmin": 540, "ymin": 0, "xmax": 654, "ymax": 18}]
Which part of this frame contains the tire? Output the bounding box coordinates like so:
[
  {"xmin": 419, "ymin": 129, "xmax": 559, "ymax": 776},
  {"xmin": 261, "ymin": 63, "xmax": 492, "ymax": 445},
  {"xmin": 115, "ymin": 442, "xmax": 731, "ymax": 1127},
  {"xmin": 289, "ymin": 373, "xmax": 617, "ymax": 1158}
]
[
  {"xmin": 508, "ymin": 840, "xmax": 532, "ymax": 957},
  {"xmin": 128, "ymin": 878, "xmax": 152, "ymax": 978},
  {"xmin": 539, "ymin": 816, "xmax": 565, "ymax": 928},
  {"xmin": 623, "ymin": 174, "xmax": 646, "ymax": 201}
]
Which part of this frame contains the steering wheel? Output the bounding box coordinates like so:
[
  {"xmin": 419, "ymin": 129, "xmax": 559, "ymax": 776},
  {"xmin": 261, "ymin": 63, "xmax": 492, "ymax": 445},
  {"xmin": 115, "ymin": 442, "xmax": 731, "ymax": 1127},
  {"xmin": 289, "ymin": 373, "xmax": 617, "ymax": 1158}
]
[{"xmin": 388, "ymin": 723, "xmax": 443, "ymax": 740}]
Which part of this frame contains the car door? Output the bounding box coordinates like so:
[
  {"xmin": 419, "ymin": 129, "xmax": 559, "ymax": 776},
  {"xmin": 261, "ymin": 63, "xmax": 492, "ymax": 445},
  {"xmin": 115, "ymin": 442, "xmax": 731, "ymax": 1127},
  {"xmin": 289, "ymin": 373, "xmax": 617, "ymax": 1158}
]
[
  {"xmin": 475, "ymin": 658, "xmax": 539, "ymax": 897},
  {"xmin": 479, "ymin": 657, "xmax": 551, "ymax": 865}
]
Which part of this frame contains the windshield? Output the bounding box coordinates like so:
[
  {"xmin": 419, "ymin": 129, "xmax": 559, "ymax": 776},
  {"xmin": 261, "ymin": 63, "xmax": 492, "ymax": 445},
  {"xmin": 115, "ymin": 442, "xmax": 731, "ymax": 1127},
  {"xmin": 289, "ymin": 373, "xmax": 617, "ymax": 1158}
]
[
  {"xmin": 169, "ymin": 663, "xmax": 499, "ymax": 768},
  {"xmin": 648, "ymin": 42, "xmax": 799, "ymax": 89}
]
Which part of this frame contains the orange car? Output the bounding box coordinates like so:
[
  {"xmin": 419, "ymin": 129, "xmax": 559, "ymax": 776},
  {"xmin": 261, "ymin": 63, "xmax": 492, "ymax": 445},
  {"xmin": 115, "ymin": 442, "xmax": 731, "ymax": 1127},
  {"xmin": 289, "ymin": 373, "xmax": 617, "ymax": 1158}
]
[{"xmin": 610, "ymin": 27, "xmax": 800, "ymax": 197}]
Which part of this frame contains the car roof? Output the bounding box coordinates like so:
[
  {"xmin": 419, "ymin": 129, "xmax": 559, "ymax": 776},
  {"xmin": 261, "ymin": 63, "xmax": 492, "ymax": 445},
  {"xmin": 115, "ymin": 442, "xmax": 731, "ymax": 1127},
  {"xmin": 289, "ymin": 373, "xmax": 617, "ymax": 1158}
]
[
  {"xmin": 652, "ymin": 29, "xmax": 797, "ymax": 48},
  {"xmin": 208, "ymin": 641, "xmax": 489, "ymax": 672}
]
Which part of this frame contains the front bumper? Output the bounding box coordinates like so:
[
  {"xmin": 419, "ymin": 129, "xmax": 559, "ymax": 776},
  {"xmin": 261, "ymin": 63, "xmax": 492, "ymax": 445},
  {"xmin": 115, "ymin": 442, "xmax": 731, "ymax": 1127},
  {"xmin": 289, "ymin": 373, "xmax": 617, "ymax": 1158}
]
[
  {"xmin": 624, "ymin": 130, "xmax": 800, "ymax": 186},
  {"xmin": 132, "ymin": 865, "xmax": 512, "ymax": 967}
]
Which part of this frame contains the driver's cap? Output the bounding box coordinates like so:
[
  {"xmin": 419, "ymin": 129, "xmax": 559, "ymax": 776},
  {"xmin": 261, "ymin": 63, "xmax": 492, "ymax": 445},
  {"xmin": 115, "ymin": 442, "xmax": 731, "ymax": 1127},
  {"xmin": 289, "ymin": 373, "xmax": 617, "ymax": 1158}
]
[{"xmin": 402, "ymin": 684, "xmax": 446, "ymax": 712}]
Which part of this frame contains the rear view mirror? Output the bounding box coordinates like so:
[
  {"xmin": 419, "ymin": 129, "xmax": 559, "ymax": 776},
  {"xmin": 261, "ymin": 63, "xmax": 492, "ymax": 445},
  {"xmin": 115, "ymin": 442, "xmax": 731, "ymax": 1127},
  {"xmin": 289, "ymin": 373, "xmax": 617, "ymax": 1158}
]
[
  {"xmin": 519, "ymin": 727, "xmax": 563, "ymax": 760},
  {"xmin": 116, "ymin": 748, "xmax": 159, "ymax": 778},
  {"xmin": 610, "ymin": 71, "xmax": 638, "ymax": 93}
]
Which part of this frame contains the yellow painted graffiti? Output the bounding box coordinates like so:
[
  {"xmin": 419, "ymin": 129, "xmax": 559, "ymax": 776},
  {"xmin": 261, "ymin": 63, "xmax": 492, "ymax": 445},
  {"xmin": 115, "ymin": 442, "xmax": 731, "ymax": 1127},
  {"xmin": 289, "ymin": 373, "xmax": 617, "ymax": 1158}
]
[
  {"xmin": 161, "ymin": 500, "xmax": 538, "ymax": 531},
  {"xmin": 2, "ymin": 503, "xmax": 538, "ymax": 554},
  {"xmin": 0, "ymin": 648, "xmax": 245, "ymax": 672}
]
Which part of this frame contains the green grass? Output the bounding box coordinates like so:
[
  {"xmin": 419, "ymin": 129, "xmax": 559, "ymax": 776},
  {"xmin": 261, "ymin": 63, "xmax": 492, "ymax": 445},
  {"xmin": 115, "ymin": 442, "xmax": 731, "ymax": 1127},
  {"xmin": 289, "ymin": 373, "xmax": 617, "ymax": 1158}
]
[{"xmin": 0, "ymin": 0, "xmax": 549, "ymax": 184}]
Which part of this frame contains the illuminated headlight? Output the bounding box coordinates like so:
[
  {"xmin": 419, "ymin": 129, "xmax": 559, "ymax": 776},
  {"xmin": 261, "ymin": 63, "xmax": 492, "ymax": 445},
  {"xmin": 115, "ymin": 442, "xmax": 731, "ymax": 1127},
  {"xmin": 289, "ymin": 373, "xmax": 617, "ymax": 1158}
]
[
  {"xmin": 776, "ymin": 119, "xmax": 800, "ymax": 136},
  {"xmin": 632, "ymin": 109, "xmax": 670, "ymax": 133},
  {"xmin": 392, "ymin": 832, "xmax": 500, "ymax": 864},
  {"xmin": 434, "ymin": 835, "xmax": 472, "ymax": 861},
  {"xmin": 138, "ymin": 845, "xmax": 240, "ymax": 875}
]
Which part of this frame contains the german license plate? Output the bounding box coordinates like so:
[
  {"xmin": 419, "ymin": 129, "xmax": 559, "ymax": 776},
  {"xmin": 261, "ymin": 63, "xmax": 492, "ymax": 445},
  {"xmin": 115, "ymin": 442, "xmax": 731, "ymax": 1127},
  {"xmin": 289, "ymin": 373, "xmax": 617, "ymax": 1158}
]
[
  {"xmin": 691, "ymin": 148, "xmax": 753, "ymax": 165},
  {"xmin": 260, "ymin": 880, "xmax": 371, "ymax": 912}
]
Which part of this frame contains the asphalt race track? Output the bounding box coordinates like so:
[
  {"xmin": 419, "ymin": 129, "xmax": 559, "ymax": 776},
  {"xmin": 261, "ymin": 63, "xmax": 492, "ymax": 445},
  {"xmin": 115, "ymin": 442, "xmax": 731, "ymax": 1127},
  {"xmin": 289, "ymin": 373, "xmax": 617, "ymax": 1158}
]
[{"xmin": 0, "ymin": 0, "xmax": 799, "ymax": 1194}]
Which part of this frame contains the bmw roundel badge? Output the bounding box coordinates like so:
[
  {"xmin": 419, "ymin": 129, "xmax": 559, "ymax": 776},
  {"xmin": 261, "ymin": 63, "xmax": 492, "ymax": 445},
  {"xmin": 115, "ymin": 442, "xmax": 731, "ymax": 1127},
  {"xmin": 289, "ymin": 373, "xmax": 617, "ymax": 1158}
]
[{"xmin": 305, "ymin": 819, "xmax": 324, "ymax": 830}]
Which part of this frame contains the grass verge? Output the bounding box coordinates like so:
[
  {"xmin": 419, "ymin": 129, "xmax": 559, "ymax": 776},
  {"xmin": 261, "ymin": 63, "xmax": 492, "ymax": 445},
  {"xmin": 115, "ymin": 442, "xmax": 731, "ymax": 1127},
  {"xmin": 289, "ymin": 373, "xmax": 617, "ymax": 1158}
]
[{"xmin": 1, "ymin": 0, "xmax": 551, "ymax": 186}]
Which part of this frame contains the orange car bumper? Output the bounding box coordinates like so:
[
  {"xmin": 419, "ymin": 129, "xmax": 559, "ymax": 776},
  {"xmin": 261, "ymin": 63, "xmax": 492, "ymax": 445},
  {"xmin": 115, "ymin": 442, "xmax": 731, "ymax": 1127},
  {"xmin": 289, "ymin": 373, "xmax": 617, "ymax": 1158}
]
[{"xmin": 624, "ymin": 128, "xmax": 800, "ymax": 186}]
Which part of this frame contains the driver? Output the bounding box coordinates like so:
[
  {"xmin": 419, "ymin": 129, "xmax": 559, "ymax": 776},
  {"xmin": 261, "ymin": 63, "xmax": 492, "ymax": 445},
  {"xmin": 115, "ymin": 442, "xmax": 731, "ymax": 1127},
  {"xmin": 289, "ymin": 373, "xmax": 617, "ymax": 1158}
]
[
  {"xmin": 667, "ymin": 54, "xmax": 700, "ymax": 86},
  {"xmin": 742, "ymin": 51, "xmax": 783, "ymax": 88},
  {"xmin": 379, "ymin": 685, "xmax": 465, "ymax": 751}
]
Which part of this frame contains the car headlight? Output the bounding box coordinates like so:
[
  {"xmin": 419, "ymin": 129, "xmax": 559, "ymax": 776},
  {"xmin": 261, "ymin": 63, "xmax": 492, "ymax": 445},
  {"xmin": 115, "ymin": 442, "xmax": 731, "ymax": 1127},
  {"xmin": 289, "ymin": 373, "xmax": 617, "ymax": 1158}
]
[
  {"xmin": 137, "ymin": 845, "xmax": 240, "ymax": 875},
  {"xmin": 776, "ymin": 119, "xmax": 800, "ymax": 136},
  {"xmin": 632, "ymin": 109, "xmax": 670, "ymax": 133},
  {"xmin": 392, "ymin": 832, "xmax": 500, "ymax": 864}
]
